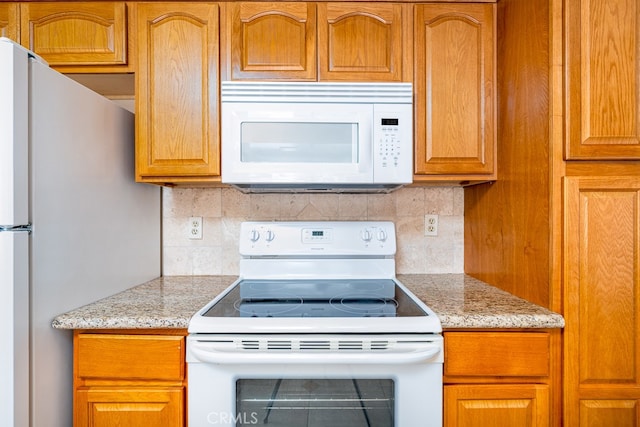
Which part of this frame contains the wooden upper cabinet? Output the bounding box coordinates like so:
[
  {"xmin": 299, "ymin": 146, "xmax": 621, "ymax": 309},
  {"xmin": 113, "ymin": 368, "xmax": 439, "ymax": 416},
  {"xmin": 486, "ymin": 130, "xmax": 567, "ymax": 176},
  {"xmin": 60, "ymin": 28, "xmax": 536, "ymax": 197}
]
[
  {"xmin": 317, "ymin": 3, "xmax": 406, "ymax": 81},
  {"xmin": 227, "ymin": 2, "xmax": 407, "ymax": 82},
  {"xmin": 414, "ymin": 4, "xmax": 496, "ymax": 181},
  {"xmin": 19, "ymin": 2, "xmax": 129, "ymax": 70},
  {"xmin": 0, "ymin": 3, "xmax": 19, "ymax": 42},
  {"xmin": 229, "ymin": 2, "xmax": 317, "ymax": 80},
  {"xmin": 135, "ymin": 3, "xmax": 220, "ymax": 184},
  {"xmin": 566, "ymin": 0, "xmax": 640, "ymax": 159}
]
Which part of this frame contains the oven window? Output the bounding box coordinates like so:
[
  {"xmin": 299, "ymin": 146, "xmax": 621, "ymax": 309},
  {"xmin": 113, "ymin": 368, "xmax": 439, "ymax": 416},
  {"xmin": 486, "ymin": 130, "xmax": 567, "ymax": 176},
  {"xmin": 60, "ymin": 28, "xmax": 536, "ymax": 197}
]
[
  {"xmin": 240, "ymin": 122, "xmax": 358, "ymax": 163},
  {"xmin": 236, "ymin": 378, "xmax": 394, "ymax": 426}
]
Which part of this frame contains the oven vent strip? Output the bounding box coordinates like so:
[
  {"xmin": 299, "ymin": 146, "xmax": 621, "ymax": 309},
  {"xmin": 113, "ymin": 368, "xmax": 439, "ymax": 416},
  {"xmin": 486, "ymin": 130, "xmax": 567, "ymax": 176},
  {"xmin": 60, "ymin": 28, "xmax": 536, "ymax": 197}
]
[
  {"xmin": 233, "ymin": 339, "xmax": 436, "ymax": 351},
  {"xmin": 241, "ymin": 339, "xmax": 389, "ymax": 351}
]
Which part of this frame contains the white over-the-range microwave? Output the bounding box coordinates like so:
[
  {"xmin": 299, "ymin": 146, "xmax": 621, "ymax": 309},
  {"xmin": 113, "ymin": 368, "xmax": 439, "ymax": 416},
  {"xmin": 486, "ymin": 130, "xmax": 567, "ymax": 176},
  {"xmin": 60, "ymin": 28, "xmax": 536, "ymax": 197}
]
[{"xmin": 221, "ymin": 81, "xmax": 413, "ymax": 193}]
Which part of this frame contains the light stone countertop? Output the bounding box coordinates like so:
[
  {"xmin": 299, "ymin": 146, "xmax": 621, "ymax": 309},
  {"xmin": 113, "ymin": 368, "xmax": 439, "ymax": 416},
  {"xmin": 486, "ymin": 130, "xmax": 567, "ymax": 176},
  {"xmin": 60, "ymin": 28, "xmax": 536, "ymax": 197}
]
[{"xmin": 51, "ymin": 274, "xmax": 564, "ymax": 330}]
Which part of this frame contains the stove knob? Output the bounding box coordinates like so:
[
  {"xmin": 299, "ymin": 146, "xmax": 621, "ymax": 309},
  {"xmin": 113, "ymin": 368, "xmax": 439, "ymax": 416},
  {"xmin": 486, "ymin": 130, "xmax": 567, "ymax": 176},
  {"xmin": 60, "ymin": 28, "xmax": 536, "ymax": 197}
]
[
  {"xmin": 265, "ymin": 230, "xmax": 275, "ymax": 242},
  {"xmin": 249, "ymin": 229, "xmax": 260, "ymax": 242},
  {"xmin": 377, "ymin": 229, "xmax": 388, "ymax": 242},
  {"xmin": 361, "ymin": 229, "xmax": 372, "ymax": 242}
]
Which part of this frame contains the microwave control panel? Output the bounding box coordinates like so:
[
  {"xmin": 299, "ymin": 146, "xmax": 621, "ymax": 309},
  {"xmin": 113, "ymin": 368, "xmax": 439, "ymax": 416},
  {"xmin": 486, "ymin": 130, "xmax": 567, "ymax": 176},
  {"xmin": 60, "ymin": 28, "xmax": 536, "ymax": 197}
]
[{"xmin": 373, "ymin": 104, "xmax": 412, "ymax": 183}]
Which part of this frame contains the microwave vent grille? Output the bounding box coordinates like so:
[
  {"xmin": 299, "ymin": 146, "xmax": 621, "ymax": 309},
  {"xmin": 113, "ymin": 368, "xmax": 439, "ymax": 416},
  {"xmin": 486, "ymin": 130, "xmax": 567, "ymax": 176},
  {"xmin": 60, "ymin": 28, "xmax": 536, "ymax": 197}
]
[{"xmin": 222, "ymin": 81, "xmax": 413, "ymax": 104}]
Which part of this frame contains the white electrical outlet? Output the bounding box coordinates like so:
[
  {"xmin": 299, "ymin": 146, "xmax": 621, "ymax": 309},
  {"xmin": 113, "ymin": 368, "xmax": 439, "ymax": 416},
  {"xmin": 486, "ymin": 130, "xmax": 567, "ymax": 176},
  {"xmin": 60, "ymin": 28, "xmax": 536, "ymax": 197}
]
[
  {"xmin": 424, "ymin": 214, "xmax": 438, "ymax": 236},
  {"xmin": 188, "ymin": 216, "xmax": 203, "ymax": 240}
]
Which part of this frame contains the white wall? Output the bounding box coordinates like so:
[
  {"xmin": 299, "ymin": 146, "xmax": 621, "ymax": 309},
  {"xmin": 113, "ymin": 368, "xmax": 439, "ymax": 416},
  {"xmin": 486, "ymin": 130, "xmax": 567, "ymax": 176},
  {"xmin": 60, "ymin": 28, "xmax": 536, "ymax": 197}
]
[{"xmin": 162, "ymin": 186, "xmax": 464, "ymax": 275}]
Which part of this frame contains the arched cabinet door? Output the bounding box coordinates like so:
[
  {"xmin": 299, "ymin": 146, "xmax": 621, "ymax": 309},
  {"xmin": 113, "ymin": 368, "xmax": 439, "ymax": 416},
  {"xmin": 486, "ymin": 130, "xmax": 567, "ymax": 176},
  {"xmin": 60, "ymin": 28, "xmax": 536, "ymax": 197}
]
[
  {"xmin": 135, "ymin": 3, "xmax": 220, "ymax": 184},
  {"xmin": 317, "ymin": 3, "xmax": 407, "ymax": 82},
  {"xmin": 228, "ymin": 2, "xmax": 317, "ymax": 80},
  {"xmin": 20, "ymin": 2, "xmax": 129, "ymax": 70},
  {"xmin": 414, "ymin": 4, "xmax": 496, "ymax": 182},
  {"xmin": 565, "ymin": 0, "xmax": 640, "ymax": 159}
]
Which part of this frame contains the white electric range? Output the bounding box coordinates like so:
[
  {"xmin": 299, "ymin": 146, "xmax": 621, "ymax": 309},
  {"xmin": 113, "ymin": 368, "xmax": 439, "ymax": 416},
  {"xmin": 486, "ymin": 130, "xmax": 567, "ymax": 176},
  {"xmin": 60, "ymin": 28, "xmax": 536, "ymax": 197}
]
[{"xmin": 187, "ymin": 221, "xmax": 443, "ymax": 427}]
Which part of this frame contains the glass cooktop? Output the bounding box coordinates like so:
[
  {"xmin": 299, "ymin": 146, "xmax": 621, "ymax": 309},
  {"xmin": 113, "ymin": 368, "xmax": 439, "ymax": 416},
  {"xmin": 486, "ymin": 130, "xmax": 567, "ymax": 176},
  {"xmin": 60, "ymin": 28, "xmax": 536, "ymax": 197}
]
[{"xmin": 202, "ymin": 279, "xmax": 429, "ymax": 318}]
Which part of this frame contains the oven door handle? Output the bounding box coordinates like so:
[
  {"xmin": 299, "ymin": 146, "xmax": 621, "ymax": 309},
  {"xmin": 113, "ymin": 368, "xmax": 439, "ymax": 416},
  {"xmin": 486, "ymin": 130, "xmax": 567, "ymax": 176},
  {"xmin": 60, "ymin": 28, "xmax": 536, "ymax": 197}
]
[{"xmin": 189, "ymin": 343, "xmax": 442, "ymax": 365}]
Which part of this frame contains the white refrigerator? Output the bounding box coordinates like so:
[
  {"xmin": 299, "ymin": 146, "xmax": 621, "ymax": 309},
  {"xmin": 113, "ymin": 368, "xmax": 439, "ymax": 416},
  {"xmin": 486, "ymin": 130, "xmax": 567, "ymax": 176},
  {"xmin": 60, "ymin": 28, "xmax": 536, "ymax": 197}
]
[{"xmin": 0, "ymin": 38, "xmax": 161, "ymax": 426}]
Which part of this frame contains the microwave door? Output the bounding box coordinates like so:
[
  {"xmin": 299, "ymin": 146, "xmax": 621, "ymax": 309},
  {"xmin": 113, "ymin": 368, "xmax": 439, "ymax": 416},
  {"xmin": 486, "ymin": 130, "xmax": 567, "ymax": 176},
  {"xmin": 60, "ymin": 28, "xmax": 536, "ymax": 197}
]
[{"xmin": 222, "ymin": 103, "xmax": 373, "ymax": 184}]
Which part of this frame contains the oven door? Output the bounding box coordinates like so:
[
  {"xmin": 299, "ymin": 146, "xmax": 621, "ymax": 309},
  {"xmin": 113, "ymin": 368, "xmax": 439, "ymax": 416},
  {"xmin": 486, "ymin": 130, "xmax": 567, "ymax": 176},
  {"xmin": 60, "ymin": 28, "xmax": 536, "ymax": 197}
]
[{"xmin": 187, "ymin": 334, "xmax": 443, "ymax": 427}]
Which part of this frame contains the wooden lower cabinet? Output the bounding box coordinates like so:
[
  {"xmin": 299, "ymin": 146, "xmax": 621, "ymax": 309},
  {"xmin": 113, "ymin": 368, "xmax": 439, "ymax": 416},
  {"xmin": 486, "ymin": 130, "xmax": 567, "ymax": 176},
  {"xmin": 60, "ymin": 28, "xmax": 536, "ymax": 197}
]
[
  {"xmin": 445, "ymin": 384, "xmax": 549, "ymax": 427},
  {"xmin": 76, "ymin": 388, "xmax": 183, "ymax": 427},
  {"xmin": 444, "ymin": 330, "xmax": 558, "ymax": 427},
  {"xmin": 73, "ymin": 330, "xmax": 187, "ymax": 427}
]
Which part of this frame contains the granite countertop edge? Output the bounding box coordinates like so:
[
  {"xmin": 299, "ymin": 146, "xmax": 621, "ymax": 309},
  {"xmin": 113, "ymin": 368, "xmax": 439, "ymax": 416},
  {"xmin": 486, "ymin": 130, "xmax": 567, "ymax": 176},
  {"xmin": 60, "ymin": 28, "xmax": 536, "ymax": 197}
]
[{"xmin": 52, "ymin": 274, "xmax": 565, "ymax": 330}]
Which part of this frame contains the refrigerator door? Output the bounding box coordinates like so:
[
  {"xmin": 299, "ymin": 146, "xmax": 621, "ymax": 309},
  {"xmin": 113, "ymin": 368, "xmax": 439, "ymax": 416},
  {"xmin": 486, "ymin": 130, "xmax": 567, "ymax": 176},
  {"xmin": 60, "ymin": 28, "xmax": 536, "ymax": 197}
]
[
  {"xmin": 0, "ymin": 37, "xmax": 28, "ymax": 227},
  {"xmin": 28, "ymin": 57, "xmax": 161, "ymax": 427},
  {"xmin": 0, "ymin": 231, "xmax": 29, "ymax": 427}
]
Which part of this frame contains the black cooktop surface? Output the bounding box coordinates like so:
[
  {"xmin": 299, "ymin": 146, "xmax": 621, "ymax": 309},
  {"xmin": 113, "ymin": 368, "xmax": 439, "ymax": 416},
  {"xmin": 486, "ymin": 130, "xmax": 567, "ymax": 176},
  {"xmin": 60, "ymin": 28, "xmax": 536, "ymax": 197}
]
[{"xmin": 202, "ymin": 279, "xmax": 429, "ymax": 318}]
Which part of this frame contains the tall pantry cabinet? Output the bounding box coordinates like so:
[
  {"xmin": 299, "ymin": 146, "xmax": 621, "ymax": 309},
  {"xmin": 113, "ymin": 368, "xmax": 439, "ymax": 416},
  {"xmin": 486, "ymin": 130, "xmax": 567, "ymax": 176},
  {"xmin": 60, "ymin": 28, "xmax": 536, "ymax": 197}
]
[
  {"xmin": 563, "ymin": 0, "xmax": 640, "ymax": 424},
  {"xmin": 464, "ymin": 0, "xmax": 640, "ymax": 425}
]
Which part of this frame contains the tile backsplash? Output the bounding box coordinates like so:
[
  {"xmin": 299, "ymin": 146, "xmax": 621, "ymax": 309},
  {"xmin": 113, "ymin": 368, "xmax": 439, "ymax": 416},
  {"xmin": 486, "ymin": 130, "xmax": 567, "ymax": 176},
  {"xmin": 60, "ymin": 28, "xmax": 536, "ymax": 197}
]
[{"xmin": 162, "ymin": 186, "xmax": 464, "ymax": 275}]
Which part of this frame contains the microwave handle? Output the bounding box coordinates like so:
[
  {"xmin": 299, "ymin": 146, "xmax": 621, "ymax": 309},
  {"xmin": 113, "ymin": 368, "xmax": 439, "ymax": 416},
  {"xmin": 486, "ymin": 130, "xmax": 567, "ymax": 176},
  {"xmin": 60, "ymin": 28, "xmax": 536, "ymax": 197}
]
[{"xmin": 189, "ymin": 342, "xmax": 441, "ymax": 365}]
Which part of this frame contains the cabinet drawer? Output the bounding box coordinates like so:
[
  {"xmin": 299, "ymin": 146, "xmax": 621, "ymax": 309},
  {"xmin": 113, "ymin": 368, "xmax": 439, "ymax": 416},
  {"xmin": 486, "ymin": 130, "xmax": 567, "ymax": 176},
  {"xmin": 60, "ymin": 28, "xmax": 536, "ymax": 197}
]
[
  {"xmin": 77, "ymin": 334, "xmax": 184, "ymax": 381},
  {"xmin": 444, "ymin": 332, "xmax": 550, "ymax": 377}
]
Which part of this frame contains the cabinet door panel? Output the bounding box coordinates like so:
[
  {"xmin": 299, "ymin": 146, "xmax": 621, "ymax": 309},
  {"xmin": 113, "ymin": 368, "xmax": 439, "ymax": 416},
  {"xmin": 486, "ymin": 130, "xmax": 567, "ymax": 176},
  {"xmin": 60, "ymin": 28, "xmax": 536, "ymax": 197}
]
[
  {"xmin": 414, "ymin": 4, "xmax": 495, "ymax": 178},
  {"xmin": 75, "ymin": 388, "xmax": 184, "ymax": 427},
  {"xmin": 0, "ymin": 3, "xmax": 19, "ymax": 41},
  {"xmin": 135, "ymin": 3, "xmax": 220, "ymax": 182},
  {"xmin": 20, "ymin": 2, "xmax": 127, "ymax": 66},
  {"xmin": 230, "ymin": 2, "xmax": 316, "ymax": 80},
  {"xmin": 318, "ymin": 3, "xmax": 404, "ymax": 81},
  {"xmin": 580, "ymin": 399, "xmax": 639, "ymax": 427},
  {"xmin": 566, "ymin": 0, "xmax": 640, "ymax": 159},
  {"xmin": 445, "ymin": 384, "xmax": 549, "ymax": 427},
  {"xmin": 564, "ymin": 177, "xmax": 640, "ymax": 424}
]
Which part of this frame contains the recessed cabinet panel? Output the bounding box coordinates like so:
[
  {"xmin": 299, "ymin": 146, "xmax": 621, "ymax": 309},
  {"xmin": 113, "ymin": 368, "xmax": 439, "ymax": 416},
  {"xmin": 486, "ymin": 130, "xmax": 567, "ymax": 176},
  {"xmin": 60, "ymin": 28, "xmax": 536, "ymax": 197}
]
[
  {"xmin": 580, "ymin": 400, "xmax": 639, "ymax": 426},
  {"xmin": 76, "ymin": 388, "xmax": 184, "ymax": 427},
  {"xmin": 318, "ymin": 3, "xmax": 404, "ymax": 81},
  {"xmin": 135, "ymin": 3, "xmax": 220, "ymax": 182},
  {"xmin": 564, "ymin": 177, "xmax": 640, "ymax": 424},
  {"xmin": 20, "ymin": 2, "xmax": 127, "ymax": 66},
  {"xmin": 0, "ymin": 3, "xmax": 19, "ymax": 41},
  {"xmin": 565, "ymin": 177, "xmax": 640, "ymax": 384},
  {"xmin": 230, "ymin": 2, "xmax": 316, "ymax": 80},
  {"xmin": 414, "ymin": 4, "xmax": 495, "ymax": 179},
  {"xmin": 444, "ymin": 384, "xmax": 549, "ymax": 427},
  {"xmin": 566, "ymin": 0, "xmax": 640, "ymax": 159}
]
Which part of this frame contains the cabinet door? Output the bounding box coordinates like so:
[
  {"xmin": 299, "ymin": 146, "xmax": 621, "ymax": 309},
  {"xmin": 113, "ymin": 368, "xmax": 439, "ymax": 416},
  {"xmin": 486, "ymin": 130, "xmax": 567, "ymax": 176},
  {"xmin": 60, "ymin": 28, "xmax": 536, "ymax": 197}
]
[
  {"xmin": 564, "ymin": 177, "xmax": 640, "ymax": 426},
  {"xmin": 317, "ymin": 3, "xmax": 406, "ymax": 81},
  {"xmin": 565, "ymin": 0, "xmax": 640, "ymax": 159},
  {"xmin": 229, "ymin": 2, "xmax": 316, "ymax": 80},
  {"xmin": 0, "ymin": 3, "xmax": 18, "ymax": 41},
  {"xmin": 414, "ymin": 4, "xmax": 496, "ymax": 180},
  {"xmin": 445, "ymin": 384, "xmax": 549, "ymax": 427},
  {"xmin": 20, "ymin": 2, "xmax": 127, "ymax": 68},
  {"xmin": 135, "ymin": 3, "xmax": 220, "ymax": 183},
  {"xmin": 75, "ymin": 388, "xmax": 184, "ymax": 427}
]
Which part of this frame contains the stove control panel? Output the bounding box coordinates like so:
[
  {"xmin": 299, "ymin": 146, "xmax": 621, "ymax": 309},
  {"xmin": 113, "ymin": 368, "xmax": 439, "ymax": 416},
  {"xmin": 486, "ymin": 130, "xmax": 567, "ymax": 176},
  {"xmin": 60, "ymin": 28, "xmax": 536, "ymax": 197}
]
[{"xmin": 240, "ymin": 221, "xmax": 396, "ymax": 256}]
